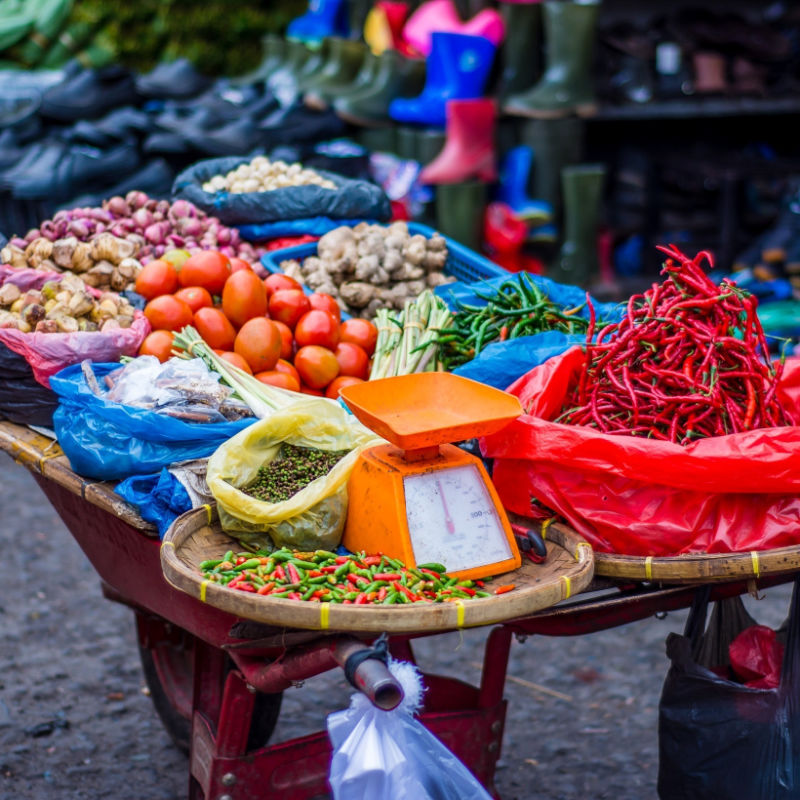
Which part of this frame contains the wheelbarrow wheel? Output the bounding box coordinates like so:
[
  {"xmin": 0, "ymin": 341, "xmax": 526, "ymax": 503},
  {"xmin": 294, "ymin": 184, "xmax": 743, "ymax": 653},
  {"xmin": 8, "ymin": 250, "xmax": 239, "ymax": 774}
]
[{"xmin": 139, "ymin": 641, "xmax": 283, "ymax": 755}]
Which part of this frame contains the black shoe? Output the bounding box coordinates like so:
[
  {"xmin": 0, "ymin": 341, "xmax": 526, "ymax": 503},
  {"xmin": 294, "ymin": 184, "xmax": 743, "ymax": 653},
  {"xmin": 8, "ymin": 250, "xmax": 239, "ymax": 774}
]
[
  {"xmin": 65, "ymin": 107, "xmax": 153, "ymax": 146},
  {"xmin": 259, "ymin": 104, "xmax": 346, "ymax": 149},
  {"xmin": 40, "ymin": 65, "xmax": 139, "ymax": 122},
  {"xmin": 136, "ymin": 58, "xmax": 212, "ymax": 100}
]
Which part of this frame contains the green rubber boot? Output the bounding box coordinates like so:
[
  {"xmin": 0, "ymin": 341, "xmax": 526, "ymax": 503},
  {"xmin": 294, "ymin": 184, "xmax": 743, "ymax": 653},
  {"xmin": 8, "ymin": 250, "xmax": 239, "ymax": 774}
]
[
  {"xmin": 435, "ymin": 181, "xmax": 487, "ymax": 252},
  {"xmin": 231, "ymin": 35, "xmax": 288, "ymax": 86},
  {"xmin": 348, "ymin": 0, "xmax": 373, "ymax": 40},
  {"xmin": 355, "ymin": 126, "xmax": 397, "ymax": 154},
  {"xmin": 504, "ymin": 0, "xmax": 600, "ymax": 119},
  {"xmin": 415, "ymin": 128, "xmax": 447, "ymax": 165},
  {"xmin": 294, "ymin": 39, "xmax": 333, "ymax": 90},
  {"xmin": 497, "ymin": 2, "xmax": 542, "ymax": 101},
  {"xmin": 334, "ymin": 51, "xmax": 425, "ymax": 127},
  {"xmin": 305, "ymin": 50, "xmax": 380, "ymax": 110},
  {"xmin": 550, "ymin": 164, "xmax": 606, "ymax": 287},
  {"xmin": 301, "ymin": 38, "xmax": 366, "ymax": 102},
  {"xmin": 519, "ymin": 117, "xmax": 584, "ymax": 211}
]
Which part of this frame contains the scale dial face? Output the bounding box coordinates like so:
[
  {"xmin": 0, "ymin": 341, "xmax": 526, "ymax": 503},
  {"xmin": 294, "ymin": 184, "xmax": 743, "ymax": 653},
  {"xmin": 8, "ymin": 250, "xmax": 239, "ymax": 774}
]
[{"xmin": 403, "ymin": 464, "xmax": 512, "ymax": 573}]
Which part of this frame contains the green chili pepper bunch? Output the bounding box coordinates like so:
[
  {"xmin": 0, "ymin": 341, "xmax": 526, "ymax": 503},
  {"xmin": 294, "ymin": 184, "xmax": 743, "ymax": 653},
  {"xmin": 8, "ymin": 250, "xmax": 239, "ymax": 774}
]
[
  {"xmin": 557, "ymin": 244, "xmax": 795, "ymax": 444},
  {"xmin": 199, "ymin": 548, "xmax": 497, "ymax": 604},
  {"xmin": 242, "ymin": 444, "xmax": 349, "ymax": 503},
  {"xmin": 436, "ymin": 275, "xmax": 592, "ymax": 370}
]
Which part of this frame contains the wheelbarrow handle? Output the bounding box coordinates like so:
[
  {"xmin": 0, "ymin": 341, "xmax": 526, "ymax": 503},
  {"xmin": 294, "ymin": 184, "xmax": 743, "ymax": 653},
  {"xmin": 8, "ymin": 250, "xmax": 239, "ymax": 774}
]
[{"xmin": 331, "ymin": 637, "xmax": 404, "ymax": 711}]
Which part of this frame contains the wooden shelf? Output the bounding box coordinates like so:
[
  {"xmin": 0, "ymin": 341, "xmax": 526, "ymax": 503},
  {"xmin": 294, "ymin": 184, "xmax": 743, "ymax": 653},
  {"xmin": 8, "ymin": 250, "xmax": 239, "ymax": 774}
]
[{"xmin": 592, "ymin": 96, "xmax": 800, "ymax": 122}]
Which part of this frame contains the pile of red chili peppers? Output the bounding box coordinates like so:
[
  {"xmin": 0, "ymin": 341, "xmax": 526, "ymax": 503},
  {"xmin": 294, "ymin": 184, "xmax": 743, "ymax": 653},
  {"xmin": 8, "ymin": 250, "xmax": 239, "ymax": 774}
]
[{"xmin": 556, "ymin": 244, "xmax": 795, "ymax": 444}]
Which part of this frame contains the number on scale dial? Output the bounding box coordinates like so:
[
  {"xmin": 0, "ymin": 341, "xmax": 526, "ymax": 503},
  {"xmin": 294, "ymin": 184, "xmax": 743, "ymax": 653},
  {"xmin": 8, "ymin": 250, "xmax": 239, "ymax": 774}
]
[{"xmin": 403, "ymin": 464, "xmax": 512, "ymax": 573}]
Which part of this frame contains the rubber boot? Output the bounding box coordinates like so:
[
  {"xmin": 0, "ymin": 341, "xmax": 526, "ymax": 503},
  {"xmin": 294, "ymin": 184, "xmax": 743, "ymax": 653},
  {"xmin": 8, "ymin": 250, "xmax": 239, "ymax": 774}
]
[
  {"xmin": 519, "ymin": 117, "xmax": 584, "ymax": 210},
  {"xmin": 355, "ymin": 125, "xmax": 397, "ymax": 153},
  {"xmin": 497, "ymin": 146, "xmax": 552, "ymax": 222},
  {"xmin": 402, "ymin": 0, "xmax": 505, "ymax": 57},
  {"xmin": 435, "ymin": 180, "xmax": 487, "ymax": 251},
  {"xmin": 551, "ymin": 164, "xmax": 606, "ymax": 287},
  {"xmin": 305, "ymin": 49, "xmax": 378, "ymax": 110},
  {"xmin": 389, "ymin": 32, "xmax": 497, "ymax": 127},
  {"xmin": 504, "ymin": 0, "xmax": 600, "ymax": 119},
  {"xmin": 335, "ymin": 50, "xmax": 425, "ymax": 126},
  {"xmin": 483, "ymin": 202, "xmax": 529, "ymax": 272},
  {"xmin": 294, "ymin": 39, "xmax": 334, "ymax": 91},
  {"xmin": 232, "ymin": 35, "xmax": 288, "ymax": 86},
  {"xmin": 419, "ymin": 98, "xmax": 496, "ymax": 184},
  {"xmin": 414, "ymin": 128, "xmax": 446, "ymax": 164},
  {"xmin": 287, "ymin": 0, "xmax": 349, "ymax": 44},
  {"xmin": 348, "ymin": 0, "xmax": 374, "ymax": 39},
  {"xmin": 301, "ymin": 38, "xmax": 366, "ymax": 102},
  {"xmin": 497, "ymin": 1, "xmax": 542, "ymax": 101},
  {"xmin": 364, "ymin": 1, "xmax": 413, "ymax": 55}
]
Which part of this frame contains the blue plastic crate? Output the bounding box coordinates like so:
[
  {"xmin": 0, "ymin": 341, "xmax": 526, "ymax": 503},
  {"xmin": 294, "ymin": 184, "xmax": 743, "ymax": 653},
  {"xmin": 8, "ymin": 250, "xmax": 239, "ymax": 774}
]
[{"xmin": 260, "ymin": 222, "xmax": 507, "ymax": 290}]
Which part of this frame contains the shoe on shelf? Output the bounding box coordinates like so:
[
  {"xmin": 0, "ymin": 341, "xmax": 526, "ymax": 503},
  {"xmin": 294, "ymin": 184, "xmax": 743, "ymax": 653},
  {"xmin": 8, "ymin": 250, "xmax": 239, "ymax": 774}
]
[
  {"xmin": 402, "ymin": 0, "xmax": 504, "ymax": 56},
  {"xmin": 497, "ymin": 145, "xmax": 552, "ymax": 223},
  {"xmin": 136, "ymin": 58, "xmax": 212, "ymax": 100},
  {"xmin": 40, "ymin": 64, "xmax": 139, "ymax": 122},
  {"xmin": 288, "ymin": 0, "xmax": 349, "ymax": 44},
  {"xmin": 389, "ymin": 31, "xmax": 496, "ymax": 126}
]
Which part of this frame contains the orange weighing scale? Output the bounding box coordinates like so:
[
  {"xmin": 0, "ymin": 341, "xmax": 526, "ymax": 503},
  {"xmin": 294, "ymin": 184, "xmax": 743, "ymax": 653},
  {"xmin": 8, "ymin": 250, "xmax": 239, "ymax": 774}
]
[{"xmin": 339, "ymin": 373, "xmax": 523, "ymax": 581}]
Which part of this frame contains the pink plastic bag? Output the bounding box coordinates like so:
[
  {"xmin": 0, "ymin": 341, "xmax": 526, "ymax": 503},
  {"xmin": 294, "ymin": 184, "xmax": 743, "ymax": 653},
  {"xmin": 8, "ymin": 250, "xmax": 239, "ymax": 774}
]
[
  {"xmin": 481, "ymin": 347, "xmax": 800, "ymax": 556},
  {"xmin": 0, "ymin": 266, "xmax": 150, "ymax": 387},
  {"xmin": 729, "ymin": 625, "xmax": 785, "ymax": 689}
]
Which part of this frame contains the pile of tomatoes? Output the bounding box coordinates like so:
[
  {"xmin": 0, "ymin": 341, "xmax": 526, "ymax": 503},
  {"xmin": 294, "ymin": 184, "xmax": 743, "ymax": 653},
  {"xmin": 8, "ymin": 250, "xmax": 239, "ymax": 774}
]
[{"xmin": 135, "ymin": 250, "xmax": 377, "ymax": 398}]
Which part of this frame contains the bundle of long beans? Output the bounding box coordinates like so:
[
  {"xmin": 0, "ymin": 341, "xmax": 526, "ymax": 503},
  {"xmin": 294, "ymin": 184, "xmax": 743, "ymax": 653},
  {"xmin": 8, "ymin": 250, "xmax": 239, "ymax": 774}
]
[
  {"xmin": 369, "ymin": 290, "xmax": 452, "ymax": 379},
  {"xmin": 435, "ymin": 274, "xmax": 592, "ymax": 370},
  {"xmin": 556, "ymin": 244, "xmax": 795, "ymax": 444}
]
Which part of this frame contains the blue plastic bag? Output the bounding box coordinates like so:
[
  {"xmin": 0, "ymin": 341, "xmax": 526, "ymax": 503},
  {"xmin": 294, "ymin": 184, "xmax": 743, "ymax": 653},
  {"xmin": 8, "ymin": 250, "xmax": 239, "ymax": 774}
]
[
  {"xmin": 50, "ymin": 362, "xmax": 255, "ymax": 480},
  {"xmin": 115, "ymin": 470, "xmax": 192, "ymax": 538},
  {"xmin": 437, "ymin": 273, "xmax": 625, "ymax": 389},
  {"xmin": 453, "ymin": 331, "xmax": 588, "ymax": 390},
  {"xmin": 239, "ymin": 217, "xmax": 371, "ymax": 240}
]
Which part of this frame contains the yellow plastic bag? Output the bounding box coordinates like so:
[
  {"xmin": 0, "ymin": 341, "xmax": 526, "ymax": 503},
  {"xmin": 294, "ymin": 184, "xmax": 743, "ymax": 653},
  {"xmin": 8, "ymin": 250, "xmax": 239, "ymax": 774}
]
[{"xmin": 206, "ymin": 399, "xmax": 381, "ymax": 552}]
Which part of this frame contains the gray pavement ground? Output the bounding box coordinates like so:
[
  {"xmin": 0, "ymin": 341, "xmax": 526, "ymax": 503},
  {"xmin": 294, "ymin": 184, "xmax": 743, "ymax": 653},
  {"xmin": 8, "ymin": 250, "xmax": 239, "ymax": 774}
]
[{"xmin": 0, "ymin": 453, "xmax": 792, "ymax": 799}]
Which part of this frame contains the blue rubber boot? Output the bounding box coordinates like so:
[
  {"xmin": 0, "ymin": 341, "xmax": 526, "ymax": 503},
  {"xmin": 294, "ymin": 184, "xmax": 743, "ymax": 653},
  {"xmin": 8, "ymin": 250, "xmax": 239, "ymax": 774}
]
[
  {"xmin": 388, "ymin": 31, "xmax": 496, "ymax": 127},
  {"xmin": 287, "ymin": 0, "xmax": 349, "ymax": 45},
  {"xmin": 497, "ymin": 145, "xmax": 553, "ymax": 223}
]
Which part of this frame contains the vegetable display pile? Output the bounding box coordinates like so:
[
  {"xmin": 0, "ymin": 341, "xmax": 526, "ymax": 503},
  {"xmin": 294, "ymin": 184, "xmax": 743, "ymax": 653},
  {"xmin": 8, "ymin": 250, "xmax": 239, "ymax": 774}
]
[
  {"xmin": 2, "ymin": 193, "xmax": 262, "ymax": 270},
  {"xmin": 142, "ymin": 250, "xmax": 378, "ymax": 400},
  {"xmin": 199, "ymin": 548, "xmax": 500, "ymax": 603},
  {"xmin": 556, "ymin": 244, "xmax": 795, "ymax": 443},
  {"xmin": 242, "ymin": 444, "xmax": 348, "ymax": 503},
  {"xmin": 369, "ymin": 290, "xmax": 452, "ymax": 378},
  {"xmin": 202, "ymin": 156, "xmax": 337, "ymax": 194},
  {"xmin": 436, "ymin": 275, "xmax": 592, "ymax": 369},
  {"xmin": 0, "ymin": 274, "xmax": 136, "ymax": 333},
  {"xmin": 280, "ymin": 222, "xmax": 454, "ymax": 319}
]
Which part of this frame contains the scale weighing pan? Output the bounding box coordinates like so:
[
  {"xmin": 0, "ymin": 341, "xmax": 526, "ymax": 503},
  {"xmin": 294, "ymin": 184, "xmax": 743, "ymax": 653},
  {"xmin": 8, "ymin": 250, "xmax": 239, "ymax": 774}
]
[{"xmin": 340, "ymin": 372, "xmax": 522, "ymax": 450}]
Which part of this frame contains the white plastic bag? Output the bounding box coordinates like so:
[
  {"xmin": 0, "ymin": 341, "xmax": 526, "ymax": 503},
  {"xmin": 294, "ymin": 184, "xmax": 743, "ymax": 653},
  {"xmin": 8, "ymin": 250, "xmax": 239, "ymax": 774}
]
[{"xmin": 327, "ymin": 660, "xmax": 493, "ymax": 800}]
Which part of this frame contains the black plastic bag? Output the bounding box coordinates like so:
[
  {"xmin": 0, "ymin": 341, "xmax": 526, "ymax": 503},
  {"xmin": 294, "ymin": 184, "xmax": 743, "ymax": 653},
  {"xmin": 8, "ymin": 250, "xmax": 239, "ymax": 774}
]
[
  {"xmin": 171, "ymin": 156, "xmax": 391, "ymax": 226},
  {"xmin": 658, "ymin": 579, "xmax": 800, "ymax": 800},
  {"xmin": 0, "ymin": 342, "xmax": 58, "ymax": 427}
]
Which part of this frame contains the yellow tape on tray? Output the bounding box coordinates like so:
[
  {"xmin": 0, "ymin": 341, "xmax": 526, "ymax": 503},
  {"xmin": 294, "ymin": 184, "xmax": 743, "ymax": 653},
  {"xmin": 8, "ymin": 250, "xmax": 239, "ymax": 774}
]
[
  {"xmin": 645, "ymin": 556, "xmax": 653, "ymax": 581},
  {"xmin": 751, "ymin": 551, "xmax": 760, "ymax": 579},
  {"xmin": 319, "ymin": 602, "xmax": 330, "ymax": 630},
  {"xmin": 455, "ymin": 599, "xmax": 465, "ymax": 627}
]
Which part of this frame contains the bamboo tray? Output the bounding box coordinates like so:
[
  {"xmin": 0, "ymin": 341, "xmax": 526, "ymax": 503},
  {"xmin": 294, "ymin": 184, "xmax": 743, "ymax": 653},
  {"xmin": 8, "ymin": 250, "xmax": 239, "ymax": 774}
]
[
  {"xmin": 0, "ymin": 420, "xmax": 155, "ymax": 535},
  {"xmin": 525, "ymin": 518, "xmax": 800, "ymax": 585},
  {"xmin": 161, "ymin": 507, "xmax": 595, "ymax": 634}
]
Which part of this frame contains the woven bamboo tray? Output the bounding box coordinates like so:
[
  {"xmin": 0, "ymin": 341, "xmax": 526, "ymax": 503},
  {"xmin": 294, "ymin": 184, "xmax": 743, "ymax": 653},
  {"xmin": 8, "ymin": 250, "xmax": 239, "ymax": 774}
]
[
  {"xmin": 161, "ymin": 507, "xmax": 595, "ymax": 633},
  {"xmin": 524, "ymin": 517, "xmax": 800, "ymax": 585},
  {"xmin": 0, "ymin": 420, "xmax": 155, "ymax": 535}
]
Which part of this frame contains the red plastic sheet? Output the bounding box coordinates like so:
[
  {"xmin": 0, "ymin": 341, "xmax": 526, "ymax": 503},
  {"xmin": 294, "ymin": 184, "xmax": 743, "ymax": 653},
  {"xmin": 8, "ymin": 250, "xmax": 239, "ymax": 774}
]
[
  {"xmin": 482, "ymin": 347, "xmax": 800, "ymax": 556},
  {"xmin": 729, "ymin": 626, "xmax": 785, "ymax": 689}
]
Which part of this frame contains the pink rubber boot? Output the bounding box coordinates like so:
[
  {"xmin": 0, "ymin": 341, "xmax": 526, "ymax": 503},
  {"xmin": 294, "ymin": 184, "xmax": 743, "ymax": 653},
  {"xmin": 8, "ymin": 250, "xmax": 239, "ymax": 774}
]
[{"xmin": 403, "ymin": 0, "xmax": 504, "ymax": 56}]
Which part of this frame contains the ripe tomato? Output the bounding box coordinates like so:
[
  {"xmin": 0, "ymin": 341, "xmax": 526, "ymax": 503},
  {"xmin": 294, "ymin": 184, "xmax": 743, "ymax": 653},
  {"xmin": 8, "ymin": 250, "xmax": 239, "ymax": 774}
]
[
  {"xmin": 300, "ymin": 385, "xmax": 324, "ymax": 396},
  {"xmin": 218, "ymin": 351, "xmax": 253, "ymax": 374},
  {"xmin": 263, "ymin": 273, "xmax": 302, "ymax": 297},
  {"xmin": 234, "ymin": 317, "xmax": 281, "ymax": 373},
  {"xmin": 334, "ymin": 342, "xmax": 369, "ymax": 379},
  {"xmin": 271, "ymin": 319, "xmax": 294, "ymax": 360},
  {"xmin": 138, "ymin": 330, "xmax": 174, "ymax": 362},
  {"xmin": 308, "ymin": 293, "xmax": 341, "ymax": 323},
  {"xmin": 339, "ymin": 318, "xmax": 378, "ymax": 357},
  {"xmin": 144, "ymin": 295, "xmax": 193, "ymax": 332},
  {"xmin": 178, "ymin": 251, "xmax": 231, "ymax": 294},
  {"xmin": 229, "ymin": 257, "xmax": 252, "ymax": 273},
  {"xmin": 254, "ymin": 370, "xmax": 300, "ymax": 392},
  {"xmin": 135, "ymin": 259, "xmax": 179, "ymax": 300},
  {"xmin": 222, "ymin": 269, "xmax": 268, "ymax": 328},
  {"xmin": 194, "ymin": 307, "xmax": 236, "ymax": 350},
  {"xmin": 294, "ymin": 310, "xmax": 340, "ymax": 350},
  {"xmin": 274, "ymin": 358, "xmax": 300, "ymax": 385},
  {"xmin": 294, "ymin": 345, "xmax": 339, "ymax": 389},
  {"xmin": 269, "ymin": 289, "xmax": 311, "ymax": 330},
  {"xmin": 174, "ymin": 286, "xmax": 213, "ymax": 313},
  {"xmin": 325, "ymin": 375, "xmax": 364, "ymax": 399}
]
